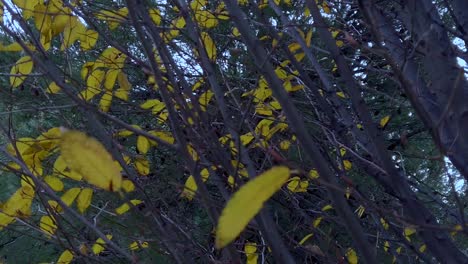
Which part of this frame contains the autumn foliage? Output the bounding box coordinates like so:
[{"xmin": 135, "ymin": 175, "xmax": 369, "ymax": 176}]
[{"xmin": 0, "ymin": 0, "xmax": 467, "ymax": 263}]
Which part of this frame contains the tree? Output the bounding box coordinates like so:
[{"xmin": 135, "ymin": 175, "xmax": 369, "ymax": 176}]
[{"xmin": 0, "ymin": 0, "xmax": 466, "ymax": 263}]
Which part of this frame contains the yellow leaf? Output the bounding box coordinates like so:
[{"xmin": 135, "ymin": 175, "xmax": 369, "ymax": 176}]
[
  {"xmin": 0, "ymin": 185, "xmax": 35, "ymax": 229},
  {"xmin": 287, "ymin": 177, "xmax": 308, "ymax": 192},
  {"xmin": 122, "ymin": 179, "xmax": 135, "ymax": 193},
  {"xmin": 115, "ymin": 199, "xmax": 142, "ymax": 215},
  {"xmin": 60, "ymin": 130, "xmax": 122, "ymax": 191},
  {"xmin": 305, "ymin": 30, "xmax": 313, "ymax": 47},
  {"xmin": 187, "ymin": 144, "xmax": 199, "ymax": 161},
  {"xmin": 288, "ymin": 42, "xmax": 301, "ymax": 53},
  {"xmin": 95, "ymin": 7, "xmax": 128, "ymax": 30},
  {"xmin": 380, "ymin": 115, "xmax": 391, "ymax": 128},
  {"xmin": 76, "ymin": 188, "xmax": 93, "ymax": 213},
  {"xmin": 10, "ymin": 56, "xmax": 34, "ymax": 88},
  {"xmin": 313, "ymin": 217, "xmax": 322, "ymax": 228},
  {"xmin": 148, "ymin": 131, "xmax": 175, "ymax": 146},
  {"xmin": 404, "ymin": 227, "xmax": 416, "ymax": 241},
  {"xmin": 135, "ymin": 156, "xmax": 150, "ymax": 176},
  {"xmin": 149, "ymin": 8, "xmax": 162, "ymax": 25},
  {"xmin": 199, "ymin": 90, "xmax": 214, "ymax": 111},
  {"xmin": 137, "ymin": 136, "xmax": 150, "ymax": 154},
  {"xmin": 355, "ymin": 205, "xmax": 365, "ymax": 218},
  {"xmin": 232, "ymin": 27, "xmax": 240, "ymax": 37},
  {"xmin": 383, "ymin": 241, "xmax": 390, "ymax": 252},
  {"xmin": 279, "ymin": 140, "xmax": 290, "ymax": 150},
  {"xmin": 129, "ymin": 241, "xmax": 149, "ymax": 251},
  {"xmin": 53, "ymin": 155, "xmax": 82, "ymax": 181},
  {"xmin": 141, "ymin": 99, "xmax": 166, "ymax": 114},
  {"xmin": 215, "ymin": 166, "xmax": 290, "ymax": 248},
  {"xmin": 451, "ymin": 224, "xmax": 463, "ymax": 236},
  {"xmin": 115, "ymin": 72, "xmax": 131, "ymax": 101},
  {"xmin": 298, "ymin": 233, "xmax": 314, "ymax": 245},
  {"xmin": 244, "ymin": 242, "xmax": 258, "ymax": 264},
  {"xmin": 380, "ymin": 218, "xmax": 389, "ymax": 230},
  {"xmin": 343, "ymin": 160, "xmax": 352, "ymax": 171},
  {"xmin": 104, "ymin": 69, "xmax": 120, "ymax": 91},
  {"xmin": 57, "ymin": 249, "xmax": 74, "ymax": 264},
  {"xmin": 99, "ymin": 91, "xmax": 113, "ymax": 112},
  {"xmin": 195, "ymin": 10, "xmax": 218, "ymax": 28},
  {"xmin": 92, "ymin": 234, "xmax": 113, "ymax": 255},
  {"xmin": 340, "ymin": 147, "xmax": 346, "ymax": 156},
  {"xmin": 321, "ymin": 204, "xmax": 333, "ymax": 211},
  {"xmin": 321, "ymin": 1, "xmax": 331, "ymax": 14},
  {"xmin": 0, "ymin": 42, "xmax": 25, "ymax": 51},
  {"xmin": 308, "ymin": 169, "xmax": 319, "ymax": 179},
  {"xmin": 336, "ymin": 91, "xmax": 346, "ymax": 98},
  {"xmin": 80, "ymin": 29, "xmax": 99, "ymax": 50},
  {"xmin": 44, "ymin": 175, "xmax": 64, "ymax": 191},
  {"xmin": 61, "ymin": 17, "xmax": 86, "ymax": 49},
  {"xmin": 39, "ymin": 215, "xmax": 57, "ymax": 236},
  {"xmin": 345, "ymin": 248, "xmax": 358, "ymax": 264},
  {"xmin": 61, "ymin": 187, "xmax": 81, "ymax": 207},
  {"xmin": 181, "ymin": 175, "xmax": 198, "ymax": 201},
  {"xmin": 396, "ymin": 246, "xmax": 402, "ymax": 254},
  {"xmin": 419, "ymin": 244, "xmax": 426, "ymax": 253},
  {"xmin": 82, "ymin": 69, "xmax": 105, "ymax": 101},
  {"xmin": 201, "ymin": 32, "xmax": 216, "ymax": 61},
  {"xmin": 12, "ymin": 0, "xmax": 40, "ymax": 19},
  {"xmin": 46, "ymin": 82, "xmax": 61, "ymax": 94},
  {"xmin": 345, "ymin": 187, "xmax": 352, "ymax": 199}
]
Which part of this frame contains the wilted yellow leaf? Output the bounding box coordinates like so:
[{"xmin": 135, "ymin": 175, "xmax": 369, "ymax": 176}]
[
  {"xmin": 60, "ymin": 130, "xmax": 122, "ymax": 191},
  {"xmin": 215, "ymin": 166, "xmax": 290, "ymax": 248}
]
